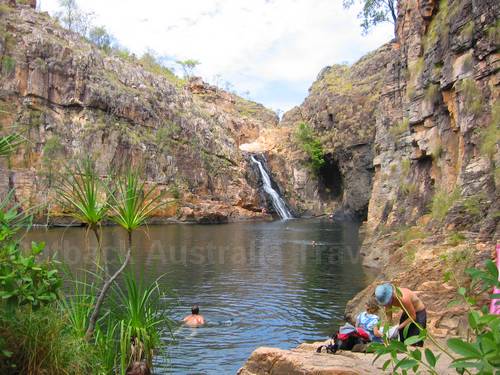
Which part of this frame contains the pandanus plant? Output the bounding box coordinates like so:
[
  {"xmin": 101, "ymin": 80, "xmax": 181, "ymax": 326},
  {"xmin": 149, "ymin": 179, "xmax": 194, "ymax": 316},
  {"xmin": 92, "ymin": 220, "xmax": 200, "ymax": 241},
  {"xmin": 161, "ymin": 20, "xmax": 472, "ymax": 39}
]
[
  {"xmin": 85, "ymin": 170, "xmax": 167, "ymax": 340},
  {"xmin": 0, "ymin": 133, "xmax": 23, "ymax": 157},
  {"xmin": 56, "ymin": 158, "xmax": 108, "ymax": 269}
]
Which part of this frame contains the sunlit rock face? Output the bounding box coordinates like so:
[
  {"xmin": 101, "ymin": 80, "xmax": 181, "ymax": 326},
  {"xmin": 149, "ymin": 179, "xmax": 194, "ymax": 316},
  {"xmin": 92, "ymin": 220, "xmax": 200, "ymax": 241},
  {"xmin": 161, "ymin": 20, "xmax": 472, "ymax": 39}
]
[
  {"xmin": 346, "ymin": 0, "xmax": 499, "ymax": 339},
  {"xmin": 0, "ymin": 4, "xmax": 278, "ymax": 223},
  {"xmin": 259, "ymin": 43, "xmax": 394, "ymax": 220},
  {"xmin": 246, "ymin": 0, "xmax": 498, "ymax": 344}
]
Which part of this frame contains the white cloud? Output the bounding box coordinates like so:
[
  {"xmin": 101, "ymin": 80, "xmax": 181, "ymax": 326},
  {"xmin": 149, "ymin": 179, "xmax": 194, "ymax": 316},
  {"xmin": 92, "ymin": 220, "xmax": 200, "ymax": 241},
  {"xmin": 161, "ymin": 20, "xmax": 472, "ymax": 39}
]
[{"xmin": 39, "ymin": 0, "xmax": 393, "ymax": 111}]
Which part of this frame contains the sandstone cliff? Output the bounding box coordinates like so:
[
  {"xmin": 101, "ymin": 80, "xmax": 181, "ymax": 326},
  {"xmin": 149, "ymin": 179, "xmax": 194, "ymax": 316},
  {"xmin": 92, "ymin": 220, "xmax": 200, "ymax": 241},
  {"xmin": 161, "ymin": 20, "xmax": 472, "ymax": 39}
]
[
  {"xmin": 344, "ymin": 0, "xmax": 499, "ymax": 338},
  {"xmin": 0, "ymin": 1, "xmax": 278, "ymax": 223},
  {"xmin": 262, "ymin": 0, "xmax": 499, "ymax": 338},
  {"xmin": 249, "ymin": 43, "xmax": 394, "ymax": 219}
]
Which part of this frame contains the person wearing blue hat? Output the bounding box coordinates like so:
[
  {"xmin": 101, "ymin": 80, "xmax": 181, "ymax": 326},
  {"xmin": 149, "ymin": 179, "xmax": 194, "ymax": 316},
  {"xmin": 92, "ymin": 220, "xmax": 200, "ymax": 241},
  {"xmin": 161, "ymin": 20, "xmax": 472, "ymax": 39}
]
[{"xmin": 374, "ymin": 283, "xmax": 426, "ymax": 347}]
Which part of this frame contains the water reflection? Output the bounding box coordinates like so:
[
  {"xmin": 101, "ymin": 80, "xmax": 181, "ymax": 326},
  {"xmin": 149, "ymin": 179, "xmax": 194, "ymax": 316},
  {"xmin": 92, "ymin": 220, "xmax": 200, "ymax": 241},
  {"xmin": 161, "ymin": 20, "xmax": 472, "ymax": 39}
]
[{"xmin": 24, "ymin": 219, "xmax": 374, "ymax": 374}]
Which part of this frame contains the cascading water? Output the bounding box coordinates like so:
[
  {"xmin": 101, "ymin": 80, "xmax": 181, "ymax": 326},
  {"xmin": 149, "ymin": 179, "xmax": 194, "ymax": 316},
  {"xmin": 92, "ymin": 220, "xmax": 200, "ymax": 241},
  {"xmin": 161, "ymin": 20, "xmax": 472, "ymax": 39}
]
[{"xmin": 250, "ymin": 155, "xmax": 293, "ymax": 220}]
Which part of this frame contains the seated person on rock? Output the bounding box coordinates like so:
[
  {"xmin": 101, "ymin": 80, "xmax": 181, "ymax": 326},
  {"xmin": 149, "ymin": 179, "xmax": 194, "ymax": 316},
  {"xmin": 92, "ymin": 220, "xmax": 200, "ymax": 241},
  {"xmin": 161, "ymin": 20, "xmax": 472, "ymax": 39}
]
[
  {"xmin": 183, "ymin": 304, "xmax": 205, "ymax": 327},
  {"xmin": 375, "ymin": 283, "xmax": 426, "ymax": 347},
  {"xmin": 355, "ymin": 297, "xmax": 383, "ymax": 343}
]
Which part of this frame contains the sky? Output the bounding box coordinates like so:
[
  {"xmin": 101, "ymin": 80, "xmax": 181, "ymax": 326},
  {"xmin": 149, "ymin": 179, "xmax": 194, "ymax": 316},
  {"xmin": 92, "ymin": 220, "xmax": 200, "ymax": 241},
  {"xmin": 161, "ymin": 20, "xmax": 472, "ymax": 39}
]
[{"xmin": 39, "ymin": 0, "xmax": 393, "ymax": 112}]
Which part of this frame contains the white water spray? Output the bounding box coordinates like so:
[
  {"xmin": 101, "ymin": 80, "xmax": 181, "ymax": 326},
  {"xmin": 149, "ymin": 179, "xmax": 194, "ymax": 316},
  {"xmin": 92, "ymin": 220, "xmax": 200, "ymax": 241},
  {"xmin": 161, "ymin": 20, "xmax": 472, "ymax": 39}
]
[{"xmin": 250, "ymin": 155, "xmax": 293, "ymax": 220}]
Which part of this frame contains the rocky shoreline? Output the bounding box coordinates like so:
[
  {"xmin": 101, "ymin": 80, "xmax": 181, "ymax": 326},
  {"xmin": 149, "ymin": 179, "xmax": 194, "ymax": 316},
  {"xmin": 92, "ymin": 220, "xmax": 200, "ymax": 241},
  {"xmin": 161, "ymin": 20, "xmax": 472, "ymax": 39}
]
[{"xmin": 238, "ymin": 340, "xmax": 456, "ymax": 375}]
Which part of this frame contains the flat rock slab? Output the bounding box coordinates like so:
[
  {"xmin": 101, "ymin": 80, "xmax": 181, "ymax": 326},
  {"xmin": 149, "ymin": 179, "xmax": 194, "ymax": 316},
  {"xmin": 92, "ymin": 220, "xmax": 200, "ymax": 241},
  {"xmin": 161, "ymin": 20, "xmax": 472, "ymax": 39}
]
[
  {"xmin": 237, "ymin": 346, "xmax": 382, "ymax": 375},
  {"xmin": 238, "ymin": 341, "xmax": 455, "ymax": 374}
]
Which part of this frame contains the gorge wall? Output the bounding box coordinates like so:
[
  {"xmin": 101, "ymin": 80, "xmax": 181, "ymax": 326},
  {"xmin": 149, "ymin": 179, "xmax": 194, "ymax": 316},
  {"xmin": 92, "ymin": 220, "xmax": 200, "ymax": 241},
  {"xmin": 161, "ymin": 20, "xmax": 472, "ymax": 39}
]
[
  {"xmin": 0, "ymin": 1, "xmax": 279, "ymax": 223},
  {"xmin": 265, "ymin": 0, "xmax": 498, "ymax": 337}
]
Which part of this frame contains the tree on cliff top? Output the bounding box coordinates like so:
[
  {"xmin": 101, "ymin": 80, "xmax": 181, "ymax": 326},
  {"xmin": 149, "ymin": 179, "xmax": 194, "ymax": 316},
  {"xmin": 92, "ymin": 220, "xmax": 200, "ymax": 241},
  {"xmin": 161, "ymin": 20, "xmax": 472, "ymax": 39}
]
[
  {"xmin": 56, "ymin": 0, "xmax": 94, "ymax": 36},
  {"xmin": 343, "ymin": 0, "xmax": 397, "ymax": 35},
  {"xmin": 176, "ymin": 59, "xmax": 200, "ymax": 78}
]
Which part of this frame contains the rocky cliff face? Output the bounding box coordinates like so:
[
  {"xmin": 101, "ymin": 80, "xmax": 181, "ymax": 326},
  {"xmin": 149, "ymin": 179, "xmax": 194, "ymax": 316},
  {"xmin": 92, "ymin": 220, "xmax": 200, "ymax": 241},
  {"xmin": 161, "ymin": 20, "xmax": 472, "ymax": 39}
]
[
  {"xmin": 268, "ymin": 0, "xmax": 499, "ymax": 337},
  {"xmin": 250, "ymin": 43, "xmax": 394, "ymax": 219},
  {"xmin": 344, "ymin": 0, "xmax": 498, "ymax": 337},
  {"xmin": 0, "ymin": 1, "xmax": 278, "ymax": 223}
]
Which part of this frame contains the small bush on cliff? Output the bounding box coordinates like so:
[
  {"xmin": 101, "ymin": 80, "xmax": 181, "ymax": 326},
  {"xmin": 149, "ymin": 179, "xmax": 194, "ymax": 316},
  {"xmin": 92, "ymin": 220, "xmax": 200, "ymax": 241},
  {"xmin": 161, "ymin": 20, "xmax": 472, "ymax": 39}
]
[
  {"xmin": 390, "ymin": 118, "xmax": 409, "ymax": 137},
  {"xmin": 479, "ymin": 102, "xmax": 499, "ymax": 159},
  {"xmin": 139, "ymin": 52, "xmax": 185, "ymax": 87},
  {"xmin": 0, "ymin": 4, "xmax": 12, "ymax": 16},
  {"xmin": 447, "ymin": 231, "xmax": 466, "ymax": 246},
  {"xmin": 430, "ymin": 187, "xmax": 461, "ymax": 222},
  {"xmin": 295, "ymin": 122, "xmax": 325, "ymax": 172},
  {"xmin": 486, "ymin": 20, "xmax": 500, "ymax": 45},
  {"xmin": 88, "ymin": 26, "xmax": 112, "ymax": 51},
  {"xmin": 1, "ymin": 56, "xmax": 16, "ymax": 76},
  {"xmin": 425, "ymin": 84, "xmax": 440, "ymax": 104},
  {"xmin": 458, "ymin": 78, "xmax": 482, "ymax": 115}
]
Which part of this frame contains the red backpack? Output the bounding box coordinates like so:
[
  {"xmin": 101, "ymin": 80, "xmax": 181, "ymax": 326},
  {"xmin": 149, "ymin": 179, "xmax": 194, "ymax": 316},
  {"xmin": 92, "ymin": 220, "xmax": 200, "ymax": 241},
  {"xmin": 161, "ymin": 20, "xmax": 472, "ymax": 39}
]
[{"xmin": 317, "ymin": 323, "xmax": 370, "ymax": 354}]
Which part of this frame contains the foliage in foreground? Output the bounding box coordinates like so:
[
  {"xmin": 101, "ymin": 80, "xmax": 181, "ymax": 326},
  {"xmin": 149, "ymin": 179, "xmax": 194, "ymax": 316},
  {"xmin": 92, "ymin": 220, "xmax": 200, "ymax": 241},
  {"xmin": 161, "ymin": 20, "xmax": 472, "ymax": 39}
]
[
  {"xmin": 371, "ymin": 259, "xmax": 500, "ymax": 374},
  {"xmin": 0, "ymin": 305, "xmax": 99, "ymax": 375},
  {"xmin": 0, "ymin": 142, "xmax": 171, "ymax": 373},
  {"xmin": 86, "ymin": 169, "xmax": 168, "ymax": 340},
  {"xmin": 0, "ymin": 193, "xmax": 61, "ymax": 312},
  {"xmin": 59, "ymin": 271, "xmax": 173, "ymax": 375}
]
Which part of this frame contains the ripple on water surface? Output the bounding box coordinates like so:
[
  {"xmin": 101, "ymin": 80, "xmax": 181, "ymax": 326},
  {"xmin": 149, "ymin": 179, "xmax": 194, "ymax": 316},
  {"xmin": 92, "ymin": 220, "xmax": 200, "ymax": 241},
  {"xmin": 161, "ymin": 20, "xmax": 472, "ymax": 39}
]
[{"xmin": 25, "ymin": 219, "xmax": 374, "ymax": 374}]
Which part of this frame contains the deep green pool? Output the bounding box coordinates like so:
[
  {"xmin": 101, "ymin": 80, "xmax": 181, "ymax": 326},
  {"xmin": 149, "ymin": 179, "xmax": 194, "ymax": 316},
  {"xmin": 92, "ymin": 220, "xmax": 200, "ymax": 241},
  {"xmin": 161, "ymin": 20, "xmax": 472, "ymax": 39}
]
[{"xmin": 25, "ymin": 218, "xmax": 373, "ymax": 374}]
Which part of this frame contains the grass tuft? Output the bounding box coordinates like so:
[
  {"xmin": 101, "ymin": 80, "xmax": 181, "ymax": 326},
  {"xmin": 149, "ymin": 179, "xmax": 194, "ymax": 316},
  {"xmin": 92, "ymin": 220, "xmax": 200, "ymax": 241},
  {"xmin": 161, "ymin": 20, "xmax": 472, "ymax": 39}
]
[
  {"xmin": 447, "ymin": 231, "xmax": 466, "ymax": 246},
  {"xmin": 390, "ymin": 118, "xmax": 409, "ymax": 137},
  {"xmin": 1, "ymin": 55, "xmax": 16, "ymax": 76},
  {"xmin": 0, "ymin": 306, "xmax": 100, "ymax": 375},
  {"xmin": 458, "ymin": 78, "xmax": 482, "ymax": 115},
  {"xmin": 479, "ymin": 102, "xmax": 499, "ymax": 159},
  {"xmin": 430, "ymin": 187, "xmax": 461, "ymax": 222}
]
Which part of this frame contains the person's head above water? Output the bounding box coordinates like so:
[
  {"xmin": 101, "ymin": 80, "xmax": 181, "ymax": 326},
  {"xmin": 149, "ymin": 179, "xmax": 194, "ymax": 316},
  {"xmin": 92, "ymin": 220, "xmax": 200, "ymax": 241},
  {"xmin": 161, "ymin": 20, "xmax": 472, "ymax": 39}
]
[
  {"xmin": 375, "ymin": 283, "xmax": 394, "ymax": 306},
  {"xmin": 191, "ymin": 304, "xmax": 200, "ymax": 315}
]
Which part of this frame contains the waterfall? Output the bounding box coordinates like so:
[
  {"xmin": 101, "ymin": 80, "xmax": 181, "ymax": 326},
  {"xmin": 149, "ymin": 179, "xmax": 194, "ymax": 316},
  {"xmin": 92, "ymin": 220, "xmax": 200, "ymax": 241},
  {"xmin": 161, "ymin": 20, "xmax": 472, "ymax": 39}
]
[{"xmin": 250, "ymin": 155, "xmax": 293, "ymax": 220}]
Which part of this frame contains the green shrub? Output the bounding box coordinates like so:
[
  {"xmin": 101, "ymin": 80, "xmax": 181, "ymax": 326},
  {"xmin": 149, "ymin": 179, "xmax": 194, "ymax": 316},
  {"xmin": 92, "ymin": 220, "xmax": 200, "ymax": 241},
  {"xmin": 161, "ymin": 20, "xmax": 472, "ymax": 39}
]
[
  {"xmin": 462, "ymin": 194, "xmax": 484, "ymax": 217},
  {"xmin": 0, "ymin": 193, "xmax": 61, "ymax": 311},
  {"xmin": 430, "ymin": 187, "xmax": 461, "ymax": 221},
  {"xmin": 169, "ymin": 184, "xmax": 181, "ymax": 199},
  {"xmin": 447, "ymin": 231, "xmax": 466, "ymax": 246},
  {"xmin": 390, "ymin": 118, "xmax": 409, "ymax": 137},
  {"xmin": 458, "ymin": 78, "xmax": 482, "ymax": 115},
  {"xmin": 398, "ymin": 226, "xmax": 428, "ymax": 244},
  {"xmin": 0, "ymin": 306, "xmax": 100, "ymax": 375},
  {"xmin": 112, "ymin": 272, "xmax": 172, "ymax": 373},
  {"xmin": 401, "ymin": 158, "xmax": 411, "ymax": 176},
  {"xmin": 139, "ymin": 52, "xmax": 184, "ymax": 87},
  {"xmin": 295, "ymin": 122, "xmax": 325, "ymax": 172},
  {"xmin": 425, "ymin": 84, "xmax": 440, "ymax": 104},
  {"xmin": 113, "ymin": 47, "xmax": 135, "ymax": 62},
  {"xmin": 156, "ymin": 121, "xmax": 181, "ymax": 148},
  {"xmin": 431, "ymin": 143, "xmax": 443, "ymax": 159},
  {"xmin": 400, "ymin": 182, "xmax": 417, "ymax": 196},
  {"xmin": 0, "ymin": 3, "xmax": 12, "ymax": 16},
  {"xmin": 479, "ymin": 102, "xmax": 499, "ymax": 158},
  {"xmin": 486, "ymin": 20, "xmax": 500, "ymax": 45},
  {"xmin": 1, "ymin": 56, "xmax": 15, "ymax": 76},
  {"xmin": 461, "ymin": 21, "xmax": 474, "ymax": 40}
]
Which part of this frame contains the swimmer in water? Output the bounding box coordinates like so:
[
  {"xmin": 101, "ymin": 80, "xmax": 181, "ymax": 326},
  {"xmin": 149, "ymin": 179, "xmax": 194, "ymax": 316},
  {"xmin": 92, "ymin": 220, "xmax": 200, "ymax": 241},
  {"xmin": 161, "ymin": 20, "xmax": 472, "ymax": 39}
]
[
  {"xmin": 312, "ymin": 240, "xmax": 317, "ymax": 247},
  {"xmin": 183, "ymin": 304, "xmax": 205, "ymax": 327}
]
